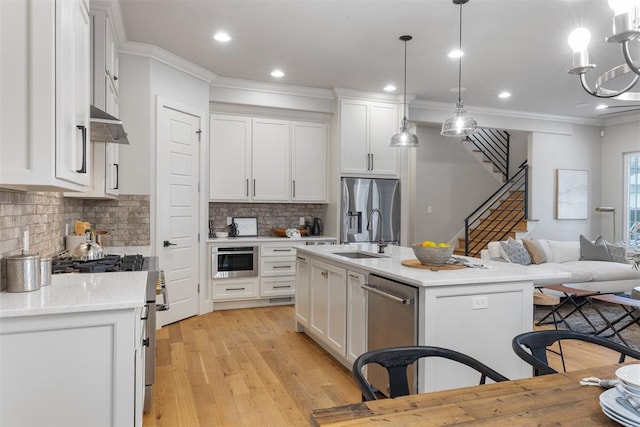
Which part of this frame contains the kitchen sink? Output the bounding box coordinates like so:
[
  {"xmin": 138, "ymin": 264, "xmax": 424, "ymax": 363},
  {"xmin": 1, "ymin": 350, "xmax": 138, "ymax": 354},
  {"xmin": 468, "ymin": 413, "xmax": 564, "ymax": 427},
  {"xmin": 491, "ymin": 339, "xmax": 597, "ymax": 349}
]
[{"xmin": 332, "ymin": 251, "xmax": 387, "ymax": 259}]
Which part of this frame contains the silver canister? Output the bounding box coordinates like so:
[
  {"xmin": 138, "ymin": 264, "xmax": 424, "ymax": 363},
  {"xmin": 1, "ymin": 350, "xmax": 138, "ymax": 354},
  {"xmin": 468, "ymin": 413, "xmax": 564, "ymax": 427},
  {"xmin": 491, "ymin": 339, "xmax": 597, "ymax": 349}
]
[
  {"xmin": 39, "ymin": 256, "xmax": 52, "ymax": 287},
  {"xmin": 6, "ymin": 253, "xmax": 41, "ymax": 292}
]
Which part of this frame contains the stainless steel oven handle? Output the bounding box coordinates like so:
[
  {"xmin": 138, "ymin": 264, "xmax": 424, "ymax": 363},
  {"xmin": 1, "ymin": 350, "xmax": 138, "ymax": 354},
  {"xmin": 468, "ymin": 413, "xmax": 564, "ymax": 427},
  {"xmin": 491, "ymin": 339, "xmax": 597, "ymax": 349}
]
[
  {"xmin": 156, "ymin": 270, "xmax": 170, "ymax": 312},
  {"xmin": 361, "ymin": 284, "xmax": 414, "ymax": 305}
]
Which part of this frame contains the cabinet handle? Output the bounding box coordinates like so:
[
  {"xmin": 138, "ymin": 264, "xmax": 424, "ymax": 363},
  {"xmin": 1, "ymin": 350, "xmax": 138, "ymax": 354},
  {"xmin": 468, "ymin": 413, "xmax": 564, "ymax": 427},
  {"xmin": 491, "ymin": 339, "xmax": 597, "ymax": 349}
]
[
  {"xmin": 297, "ymin": 256, "xmax": 306, "ymax": 261},
  {"xmin": 292, "ymin": 180, "xmax": 296, "ymax": 198},
  {"xmin": 273, "ymin": 265, "xmax": 291, "ymax": 269},
  {"xmin": 253, "ymin": 179, "xmax": 256, "ymax": 197},
  {"xmin": 114, "ymin": 163, "xmax": 119, "ymax": 190},
  {"xmin": 76, "ymin": 125, "xmax": 87, "ymax": 174},
  {"xmin": 273, "ymin": 285, "xmax": 292, "ymax": 289},
  {"xmin": 226, "ymin": 287, "xmax": 246, "ymax": 291},
  {"xmin": 370, "ymin": 154, "xmax": 374, "ymax": 171},
  {"xmin": 246, "ymin": 179, "xmax": 249, "ymax": 197},
  {"xmin": 349, "ymin": 274, "xmax": 360, "ymax": 280},
  {"xmin": 321, "ymin": 270, "xmax": 328, "ymax": 278},
  {"xmin": 366, "ymin": 154, "xmax": 370, "ymax": 171},
  {"xmin": 273, "ymin": 249, "xmax": 292, "ymax": 252}
]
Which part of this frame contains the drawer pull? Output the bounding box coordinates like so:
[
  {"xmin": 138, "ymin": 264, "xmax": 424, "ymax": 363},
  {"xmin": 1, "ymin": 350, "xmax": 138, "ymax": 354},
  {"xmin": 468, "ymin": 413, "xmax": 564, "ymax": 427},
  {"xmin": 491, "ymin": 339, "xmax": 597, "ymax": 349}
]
[
  {"xmin": 349, "ymin": 274, "xmax": 360, "ymax": 280},
  {"xmin": 297, "ymin": 256, "xmax": 306, "ymax": 261},
  {"xmin": 273, "ymin": 249, "xmax": 292, "ymax": 252},
  {"xmin": 273, "ymin": 285, "xmax": 292, "ymax": 289},
  {"xmin": 272, "ymin": 265, "xmax": 291, "ymax": 269},
  {"xmin": 226, "ymin": 287, "xmax": 246, "ymax": 291}
]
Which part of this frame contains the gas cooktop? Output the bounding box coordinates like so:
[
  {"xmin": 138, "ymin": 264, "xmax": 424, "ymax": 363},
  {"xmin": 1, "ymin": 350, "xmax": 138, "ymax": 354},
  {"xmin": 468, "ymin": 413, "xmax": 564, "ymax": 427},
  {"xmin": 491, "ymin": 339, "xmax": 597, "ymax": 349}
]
[{"xmin": 52, "ymin": 254, "xmax": 147, "ymax": 274}]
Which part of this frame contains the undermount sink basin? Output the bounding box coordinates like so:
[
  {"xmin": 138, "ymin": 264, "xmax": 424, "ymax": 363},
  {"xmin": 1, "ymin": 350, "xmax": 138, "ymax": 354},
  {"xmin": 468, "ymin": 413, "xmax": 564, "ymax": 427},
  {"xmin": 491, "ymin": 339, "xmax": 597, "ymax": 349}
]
[{"xmin": 332, "ymin": 251, "xmax": 386, "ymax": 259}]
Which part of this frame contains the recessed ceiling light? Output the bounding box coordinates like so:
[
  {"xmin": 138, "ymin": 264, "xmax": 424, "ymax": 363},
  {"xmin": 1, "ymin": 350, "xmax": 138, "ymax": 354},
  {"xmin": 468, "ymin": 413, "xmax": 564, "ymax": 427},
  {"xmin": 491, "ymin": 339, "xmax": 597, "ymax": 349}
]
[
  {"xmin": 384, "ymin": 84, "xmax": 397, "ymax": 92},
  {"xmin": 448, "ymin": 49, "xmax": 464, "ymax": 59},
  {"xmin": 213, "ymin": 32, "xmax": 231, "ymax": 42},
  {"xmin": 270, "ymin": 69, "xmax": 285, "ymax": 78},
  {"xmin": 596, "ymin": 104, "xmax": 608, "ymax": 110},
  {"xmin": 498, "ymin": 91, "xmax": 511, "ymax": 99}
]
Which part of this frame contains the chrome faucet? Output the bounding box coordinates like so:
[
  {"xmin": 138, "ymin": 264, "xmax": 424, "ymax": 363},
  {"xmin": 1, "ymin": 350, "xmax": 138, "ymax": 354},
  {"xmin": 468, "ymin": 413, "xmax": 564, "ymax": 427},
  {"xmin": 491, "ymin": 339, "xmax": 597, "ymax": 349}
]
[{"xmin": 367, "ymin": 208, "xmax": 387, "ymax": 253}]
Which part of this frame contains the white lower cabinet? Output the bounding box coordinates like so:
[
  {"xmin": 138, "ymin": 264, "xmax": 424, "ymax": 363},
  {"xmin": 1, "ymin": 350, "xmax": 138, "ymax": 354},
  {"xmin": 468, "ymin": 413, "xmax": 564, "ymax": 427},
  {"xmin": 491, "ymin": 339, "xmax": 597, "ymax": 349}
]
[
  {"xmin": 261, "ymin": 276, "xmax": 296, "ymax": 297},
  {"xmin": 0, "ymin": 307, "xmax": 143, "ymax": 426},
  {"xmin": 309, "ymin": 259, "xmax": 347, "ymax": 357},
  {"xmin": 295, "ymin": 254, "xmax": 311, "ymax": 326},
  {"xmin": 346, "ymin": 270, "xmax": 367, "ymax": 364},
  {"xmin": 212, "ymin": 277, "xmax": 259, "ymax": 300}
]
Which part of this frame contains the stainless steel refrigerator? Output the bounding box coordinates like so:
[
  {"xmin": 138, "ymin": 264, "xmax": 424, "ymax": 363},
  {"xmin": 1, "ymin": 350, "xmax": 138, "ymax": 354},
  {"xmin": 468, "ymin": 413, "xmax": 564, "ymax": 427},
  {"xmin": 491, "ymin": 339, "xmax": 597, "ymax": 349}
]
[{"xmin": 341, "ymin": 178, "xmax": 400, "ymax": 244}]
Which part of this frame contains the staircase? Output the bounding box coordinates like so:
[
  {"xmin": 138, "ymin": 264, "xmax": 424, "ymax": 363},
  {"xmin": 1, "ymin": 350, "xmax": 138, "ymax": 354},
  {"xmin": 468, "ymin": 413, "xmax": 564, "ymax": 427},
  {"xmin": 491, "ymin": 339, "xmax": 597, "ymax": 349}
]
[
  {"xmin": 454, "ymin": 162, "xmax": 529, "ymax": 258},
  {"xmin": 462, "ymin": 129, "xmax": 511, "ymax": 183}
]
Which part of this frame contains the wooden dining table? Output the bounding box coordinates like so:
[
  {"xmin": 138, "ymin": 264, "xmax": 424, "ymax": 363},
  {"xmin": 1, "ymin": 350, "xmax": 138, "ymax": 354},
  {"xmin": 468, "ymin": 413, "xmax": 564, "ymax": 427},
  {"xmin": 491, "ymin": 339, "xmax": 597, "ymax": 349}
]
[{"xmin": 310, "ymin": 364, "xmax": 633, "ymax": 426}]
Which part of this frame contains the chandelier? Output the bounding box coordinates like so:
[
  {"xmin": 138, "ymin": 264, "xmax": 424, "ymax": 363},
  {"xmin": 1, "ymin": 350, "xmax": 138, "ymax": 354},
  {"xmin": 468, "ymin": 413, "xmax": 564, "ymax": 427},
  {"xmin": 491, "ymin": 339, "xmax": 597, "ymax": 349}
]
[
  {"xmin": 567, "ymin": 0, "xmax": 640, "ymax": 100},
  {"xmin": 390, "ymin": 35, "xmax": 419, "ymax": 148}
]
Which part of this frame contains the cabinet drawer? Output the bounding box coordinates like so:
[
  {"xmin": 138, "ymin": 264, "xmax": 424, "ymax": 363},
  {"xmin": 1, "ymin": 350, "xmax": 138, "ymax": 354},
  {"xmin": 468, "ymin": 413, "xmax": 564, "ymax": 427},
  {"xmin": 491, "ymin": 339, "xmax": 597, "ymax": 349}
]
[
  {"xmin": 261, "ymin": 243, "xmax": 297, "ymax": 257},
  {"xmin": 261, "ymin": 277, "xmax": 295, "ymax": 297},
  {"xmin": 261, "ymin": 256, "xmax": 296, "ymax": 277},
  {"xmin": 212, "ymin": 278, "xmax": 259, "ymax": 301}
]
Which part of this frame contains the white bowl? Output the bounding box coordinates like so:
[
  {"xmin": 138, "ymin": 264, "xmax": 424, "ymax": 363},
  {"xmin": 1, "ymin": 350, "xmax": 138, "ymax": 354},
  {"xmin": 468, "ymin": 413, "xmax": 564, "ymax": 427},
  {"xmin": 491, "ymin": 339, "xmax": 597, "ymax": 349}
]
[
  {"xmin": 215, "ymin": 231, "xmax": 229, "ymax": 238},
  {"xmin": 616, "ymin": 364, "xmax": 640, "ymax": 388}
]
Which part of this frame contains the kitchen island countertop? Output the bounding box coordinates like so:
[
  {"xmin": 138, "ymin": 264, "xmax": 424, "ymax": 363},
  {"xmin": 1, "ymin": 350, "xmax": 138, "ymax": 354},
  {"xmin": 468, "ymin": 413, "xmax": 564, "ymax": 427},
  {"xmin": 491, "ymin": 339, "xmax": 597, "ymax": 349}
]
[
  {"xmin": 296, "ymin": 243, "xmax": 570, "ymax": 287},
  {"xmin": 0, "ymin": 271, "xmax": 148, "ymax": 318}
]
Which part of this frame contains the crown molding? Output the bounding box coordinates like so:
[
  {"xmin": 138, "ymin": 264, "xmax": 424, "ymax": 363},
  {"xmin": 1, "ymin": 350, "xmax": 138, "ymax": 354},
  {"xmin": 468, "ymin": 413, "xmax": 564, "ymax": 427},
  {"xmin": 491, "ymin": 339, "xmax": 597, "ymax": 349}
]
[
  {"xmin": 211, "ymin": 77, "xmax": 334, "ymax": 100},
  {"xmin": 120, "ymin": 41, "xmax": 218, "ymax": 83},
  {"xmin": 603, "ymin": 111, "xmax": 640, "ymax": 127},
  {"xmin": 332, "ymin": 87, "xmax": 405, "ymax": 103},
  {"xmin": 411, "ymin": 99, "xmax": 606, "ymax": 127}
]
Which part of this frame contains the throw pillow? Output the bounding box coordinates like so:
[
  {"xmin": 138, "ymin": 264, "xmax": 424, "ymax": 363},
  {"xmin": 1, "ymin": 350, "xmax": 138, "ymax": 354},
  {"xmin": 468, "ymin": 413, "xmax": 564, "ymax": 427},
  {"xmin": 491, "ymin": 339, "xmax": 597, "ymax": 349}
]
[
  {"xmin": 606, "ymin": 241, "xmax": 628, "ymax": 264},
  {"xmin": 500, "ymin": 238, "xmax": 532, "ymax": 265},
  {"xmin": 579, "ymin": 235, "xmax": 611, "ymax": 261},
  {"xmin": 522, "ymin": 239, "xmax": 547, "ymax": 264}
]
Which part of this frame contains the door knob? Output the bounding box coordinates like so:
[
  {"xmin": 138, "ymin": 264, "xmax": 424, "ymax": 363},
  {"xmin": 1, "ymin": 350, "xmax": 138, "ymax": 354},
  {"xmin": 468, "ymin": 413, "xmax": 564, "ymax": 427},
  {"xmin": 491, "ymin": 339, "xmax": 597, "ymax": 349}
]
[{"xmin": 163, "ymin": 240, "xmax": 177, "ymax": 247}]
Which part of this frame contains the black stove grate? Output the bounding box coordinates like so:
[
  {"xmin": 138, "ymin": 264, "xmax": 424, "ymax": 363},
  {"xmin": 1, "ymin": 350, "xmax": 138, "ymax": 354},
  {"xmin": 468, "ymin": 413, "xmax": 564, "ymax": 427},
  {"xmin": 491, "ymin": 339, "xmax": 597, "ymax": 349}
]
[{"xmin": 52, "ymin": 254, "xmax": 146, "ymax": 274}]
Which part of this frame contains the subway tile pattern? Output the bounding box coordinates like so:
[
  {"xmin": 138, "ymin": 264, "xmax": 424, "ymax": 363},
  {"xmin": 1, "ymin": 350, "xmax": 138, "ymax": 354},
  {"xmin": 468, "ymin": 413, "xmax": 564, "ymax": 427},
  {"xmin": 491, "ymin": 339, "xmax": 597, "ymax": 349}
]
[
  {"xmin": 0, "ymin": 189, "xmax": 150, "ymax": 289},
  {"xmin": 209, "ymin": 202, "xmax": 324, "ymax": 237}
]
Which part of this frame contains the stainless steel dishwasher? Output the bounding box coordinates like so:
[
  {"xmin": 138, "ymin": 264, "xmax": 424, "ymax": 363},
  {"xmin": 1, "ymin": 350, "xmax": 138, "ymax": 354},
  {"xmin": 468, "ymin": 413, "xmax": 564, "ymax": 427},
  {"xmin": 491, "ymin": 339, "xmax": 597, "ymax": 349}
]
[{"xmin": 362, "ymin": 274, "xmax": 418, "ymax": 397}]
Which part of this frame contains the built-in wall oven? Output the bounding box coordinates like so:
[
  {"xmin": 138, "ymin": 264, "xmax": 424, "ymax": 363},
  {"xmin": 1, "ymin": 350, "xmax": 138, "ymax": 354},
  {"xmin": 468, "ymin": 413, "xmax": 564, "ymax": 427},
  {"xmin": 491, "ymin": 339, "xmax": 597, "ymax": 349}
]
[{"xmin": 211, "ymin": 245, "xmax": 259, "ymax": 279}]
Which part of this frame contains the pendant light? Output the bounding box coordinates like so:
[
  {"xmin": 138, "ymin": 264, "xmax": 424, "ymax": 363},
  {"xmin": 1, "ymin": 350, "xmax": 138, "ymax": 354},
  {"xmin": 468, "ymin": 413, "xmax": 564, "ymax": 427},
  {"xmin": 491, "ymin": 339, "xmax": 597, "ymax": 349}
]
[
  {"xmin": 441, "ymin": 0, "xmax": 478, "ymax": 137},
  {"xmin": 390, "ymin": 35, "xmax": 419, "ymax": 148}
]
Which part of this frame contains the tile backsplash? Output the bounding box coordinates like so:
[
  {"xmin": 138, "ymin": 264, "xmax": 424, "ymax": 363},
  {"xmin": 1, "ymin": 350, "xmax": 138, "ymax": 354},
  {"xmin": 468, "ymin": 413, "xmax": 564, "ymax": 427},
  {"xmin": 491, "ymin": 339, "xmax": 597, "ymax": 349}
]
[
  {"xmin": 209, "ymin": 202, "xmax": 324, "ymax": 236},
  {"xmin": 0, "ymin": 189, "xmax": 150, "ymax": 259}
]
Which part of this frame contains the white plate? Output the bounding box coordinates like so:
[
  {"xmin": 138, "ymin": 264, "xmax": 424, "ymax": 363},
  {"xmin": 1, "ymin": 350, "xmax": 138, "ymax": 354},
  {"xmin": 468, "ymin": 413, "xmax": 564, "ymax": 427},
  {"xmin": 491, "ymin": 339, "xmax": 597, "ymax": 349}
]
[
  {"xmin": 618, "ymin": 365, "xmax": 640, "ymax": 388},
  {"xmin": 600, "ymin": 388, "xmax": 640, "ymax": 426},
  {"xmin": 601, "ymin": 404, "xmax": 640, "ymax": 427}
]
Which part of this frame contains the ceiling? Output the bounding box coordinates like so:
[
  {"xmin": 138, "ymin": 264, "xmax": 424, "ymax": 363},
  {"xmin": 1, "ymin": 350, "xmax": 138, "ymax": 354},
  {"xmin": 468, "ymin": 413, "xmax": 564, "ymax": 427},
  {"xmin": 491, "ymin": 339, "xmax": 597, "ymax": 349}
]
[{"xmin": 118, "ymin": 0, "xmax": 640, "ymax": 121}]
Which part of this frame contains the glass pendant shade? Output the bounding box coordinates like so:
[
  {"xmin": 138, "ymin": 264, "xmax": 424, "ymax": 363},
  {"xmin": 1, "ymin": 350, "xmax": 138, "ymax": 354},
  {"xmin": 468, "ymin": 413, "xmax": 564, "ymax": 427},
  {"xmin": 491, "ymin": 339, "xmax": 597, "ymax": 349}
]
[
  {"xmin": 441, "ymin": 0, "xmax": 478, "ymax": 137},
  {"xmin": 441, "ymin": 101, "xmax": 478, "ymax": 136},
  {"xmin": 390, "ymin": 118, "xmax": 419, "ymax": 147},
  {"xmin": 390, "ymin": 34, "xmax": 418, "ymax": 148}
]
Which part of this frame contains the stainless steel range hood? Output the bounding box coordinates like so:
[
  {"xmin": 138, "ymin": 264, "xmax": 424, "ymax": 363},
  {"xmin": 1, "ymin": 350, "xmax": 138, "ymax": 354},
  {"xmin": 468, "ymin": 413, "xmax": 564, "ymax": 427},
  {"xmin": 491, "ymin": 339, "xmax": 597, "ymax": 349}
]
[{"xmin": 90, "ymin": 105, "xmax": 130, "ymax": 144}]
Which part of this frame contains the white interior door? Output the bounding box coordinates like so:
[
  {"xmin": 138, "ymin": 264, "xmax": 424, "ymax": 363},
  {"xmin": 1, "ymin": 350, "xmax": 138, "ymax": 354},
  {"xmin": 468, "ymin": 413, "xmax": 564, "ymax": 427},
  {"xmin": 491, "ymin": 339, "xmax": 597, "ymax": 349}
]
[{"xmin": 156, "ymin": 103, "xmax": 200, "ymax": 326}]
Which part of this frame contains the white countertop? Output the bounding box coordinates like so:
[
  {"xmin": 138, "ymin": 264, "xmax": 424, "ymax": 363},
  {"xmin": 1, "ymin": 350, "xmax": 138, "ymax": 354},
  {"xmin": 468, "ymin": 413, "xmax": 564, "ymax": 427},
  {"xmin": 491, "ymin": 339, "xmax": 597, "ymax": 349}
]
[
  {"xmin": 206, "ymin": 236, "xmax": 338, "ymax": 244},
  {"xmin": 296, "ymin": 243, "xmax": 570, "ymax": 287},
  {"xmin": 0, "ymin": 271, "xmax": 148, "ymax": 318}
]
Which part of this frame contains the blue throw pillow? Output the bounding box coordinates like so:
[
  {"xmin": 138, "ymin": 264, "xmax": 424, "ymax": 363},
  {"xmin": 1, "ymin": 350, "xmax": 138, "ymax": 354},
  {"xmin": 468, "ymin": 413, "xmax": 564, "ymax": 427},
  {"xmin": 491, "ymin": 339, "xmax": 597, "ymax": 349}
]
[{"xmin": 499, "ymin": 238, "xmax": 531, "ymax": 265}]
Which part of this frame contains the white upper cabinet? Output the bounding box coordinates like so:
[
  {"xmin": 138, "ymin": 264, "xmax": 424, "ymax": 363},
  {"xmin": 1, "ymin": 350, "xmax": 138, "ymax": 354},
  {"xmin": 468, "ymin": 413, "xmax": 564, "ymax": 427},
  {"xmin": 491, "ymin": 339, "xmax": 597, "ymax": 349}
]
[
  {"xmin": 65, "ymin": 6, "xmax": 120, "ymax": 199},
  {"xmin": 291, "ymin": 121, "xmax": 328, "ymax": 202},
  {"xmin": 209, "ymin": 115, "xmax": 252, "ymax": 201},
  {"xmin": 0, "ymin": 0, "xmax": 91, "ymax": 191},
  {"xmin": 339, "ymin": 99, "xmax": 399, "ymax": 177},
  {"xmin": 210, "ymin": 114, "xmax": 328, "ymax": 203},
  {"xmin": 251, "ymin": 118, "xmax": 290, "ymax": 201}
]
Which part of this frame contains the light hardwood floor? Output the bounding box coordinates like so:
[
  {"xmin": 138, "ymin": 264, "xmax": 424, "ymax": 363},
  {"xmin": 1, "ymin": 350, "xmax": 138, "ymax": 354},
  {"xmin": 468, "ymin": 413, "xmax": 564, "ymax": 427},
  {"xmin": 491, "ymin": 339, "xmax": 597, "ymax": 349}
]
[{"xmin": 143, "ymin": 305, "xmax": 632, "ymax": 426}]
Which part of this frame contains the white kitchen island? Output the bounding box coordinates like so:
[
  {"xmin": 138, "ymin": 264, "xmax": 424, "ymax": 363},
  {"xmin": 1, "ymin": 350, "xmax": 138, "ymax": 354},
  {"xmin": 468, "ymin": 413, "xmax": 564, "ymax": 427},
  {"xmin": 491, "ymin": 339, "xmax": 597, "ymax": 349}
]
[
  {"xmin": 294, "ymin": 243, "xmax": 570, "ymax": 393},
  {"xmin": 0, "ymin": 271, "xmax": 148, "ymax": 427}
]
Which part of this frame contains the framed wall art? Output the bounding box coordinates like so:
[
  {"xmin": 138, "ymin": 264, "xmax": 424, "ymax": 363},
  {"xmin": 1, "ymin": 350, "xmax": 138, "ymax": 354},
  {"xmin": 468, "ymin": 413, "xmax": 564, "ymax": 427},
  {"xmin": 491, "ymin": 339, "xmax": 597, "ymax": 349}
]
[{"xmin": 555, "ymin": 169, "xmax": 588, "ymax": 219}]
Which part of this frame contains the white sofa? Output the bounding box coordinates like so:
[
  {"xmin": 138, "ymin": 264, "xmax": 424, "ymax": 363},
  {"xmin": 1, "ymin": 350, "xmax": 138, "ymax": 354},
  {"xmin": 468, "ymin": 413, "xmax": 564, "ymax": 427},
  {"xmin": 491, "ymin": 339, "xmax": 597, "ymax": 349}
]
[{"xmin": 481, "ymin": 239, "xmax": 640, "ymax": 293}]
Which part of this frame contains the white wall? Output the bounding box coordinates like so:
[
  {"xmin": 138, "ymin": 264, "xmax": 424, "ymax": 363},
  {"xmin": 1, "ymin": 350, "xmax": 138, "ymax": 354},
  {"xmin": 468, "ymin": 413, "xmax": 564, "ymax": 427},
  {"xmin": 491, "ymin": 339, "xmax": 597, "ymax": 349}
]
[
  {"xmin": 527, "ymin": 124, "xmax": 602, "ymax": 240},
  {"xmin": 601, "ymin": 119, "xmax": 640, "ymax": 242},
  {"xmin": 413, "ymin": 126, "xmax": 501, "ymax": 244}
]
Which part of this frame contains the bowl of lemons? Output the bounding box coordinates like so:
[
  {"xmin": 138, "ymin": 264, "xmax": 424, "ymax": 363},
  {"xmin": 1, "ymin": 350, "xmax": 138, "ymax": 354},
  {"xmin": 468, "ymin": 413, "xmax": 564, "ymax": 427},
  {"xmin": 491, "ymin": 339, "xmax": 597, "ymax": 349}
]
[{"xmin": 411, "ymin": 241, "xmax": 454, "ymax": 265}]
